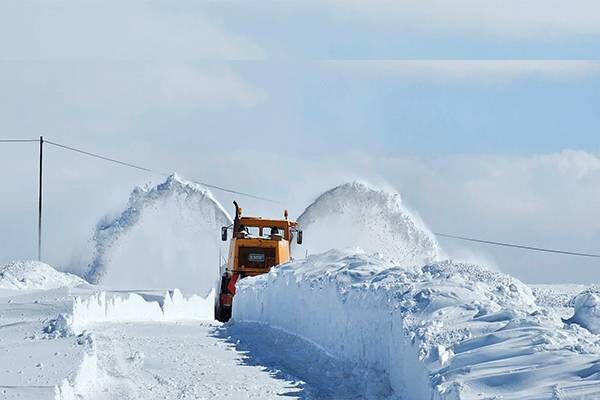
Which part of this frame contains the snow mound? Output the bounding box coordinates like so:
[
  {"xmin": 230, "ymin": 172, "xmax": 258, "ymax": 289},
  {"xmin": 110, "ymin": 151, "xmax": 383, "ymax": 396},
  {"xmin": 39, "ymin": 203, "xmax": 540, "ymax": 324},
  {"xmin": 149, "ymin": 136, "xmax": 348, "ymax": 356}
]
[
  {"xmin": 566, "ymin": 290, "xmax": 600, "ymax": 334},
  {"xmin": 235, "ymin": 250, "xmax": 600, "ymax": 399},
  {"xmin": 0, "ymin": 260, "xmax": 86, "ymax": 290},
  {"xmin": 86, "ymin": 174, "xmax": 232, "ymax": 295},
  {"xmin": 297, "ymin": 182, "xmax": 441, "ymax": 266}
]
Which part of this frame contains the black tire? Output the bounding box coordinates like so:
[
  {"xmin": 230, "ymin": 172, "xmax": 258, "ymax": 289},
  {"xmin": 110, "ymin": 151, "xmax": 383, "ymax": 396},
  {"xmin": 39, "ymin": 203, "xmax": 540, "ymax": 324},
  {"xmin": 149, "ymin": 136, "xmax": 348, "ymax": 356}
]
[
  {"xmin": 218, "ymin": 305, "xmax": 231, "ymax": 322},
  {"xmin": 216, "ymin": 274, "xmax": 233, "ymax": 322}
]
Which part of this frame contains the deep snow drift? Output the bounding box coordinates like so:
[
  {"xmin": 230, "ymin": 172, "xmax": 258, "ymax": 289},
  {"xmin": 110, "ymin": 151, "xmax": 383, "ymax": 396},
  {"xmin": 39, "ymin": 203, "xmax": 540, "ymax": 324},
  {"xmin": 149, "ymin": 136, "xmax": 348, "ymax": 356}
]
[
  {"xmin": 86, "ymin": 174, "xmax": 232, "ymax": 295},
  {"xmin": 0, "ymin": 260, "xmax": 86, "ymax": 290},
  {"xmin": 296, "ymin": 182, "xmax": 441, "ymax": 265}
]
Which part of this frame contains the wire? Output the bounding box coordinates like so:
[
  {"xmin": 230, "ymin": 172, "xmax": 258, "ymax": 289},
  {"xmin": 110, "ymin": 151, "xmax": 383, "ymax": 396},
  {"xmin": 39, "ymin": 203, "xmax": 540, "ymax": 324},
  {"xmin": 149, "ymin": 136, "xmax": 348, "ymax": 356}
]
[
  {"xmin": 45, "ymin": 140, "xmax": 154, "ymax": 173},
  {"xmin": 186, "ymin": 179, "xmax": 279, "ymax": 203},
  {"xmin": 0, "ymin": 139, "xmax": 39, "ymax": 143},
  {"xmin": 45, "ymin": 139, "xmax": 279, "ymax": 203},
  {"xmin": 435, "ymin": 232, "xmax": 600, "ymax": 258}
]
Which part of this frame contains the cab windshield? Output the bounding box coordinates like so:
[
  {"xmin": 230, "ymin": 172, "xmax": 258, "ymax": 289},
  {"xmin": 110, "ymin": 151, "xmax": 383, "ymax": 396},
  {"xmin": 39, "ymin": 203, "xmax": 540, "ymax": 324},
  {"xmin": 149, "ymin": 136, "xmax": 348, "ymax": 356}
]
[{"xmin": 238, "ymin": 226, "xmax": 285, "ymax": 239}]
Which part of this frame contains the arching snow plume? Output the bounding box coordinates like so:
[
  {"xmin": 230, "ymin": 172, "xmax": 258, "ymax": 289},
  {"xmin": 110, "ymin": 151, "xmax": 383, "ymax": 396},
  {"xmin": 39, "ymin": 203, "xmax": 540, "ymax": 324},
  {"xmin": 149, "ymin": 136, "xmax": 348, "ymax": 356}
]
[
  {"xmin": 296, "ymin": 182, "xmax": 442, "ymax": 266},
  {"xmin": 86, "ymin": 174, "xmax": 232, "ymax": 295},
  {"xmin": 0, "ymin": 260, "xmax": 86, "ymax": 290}
]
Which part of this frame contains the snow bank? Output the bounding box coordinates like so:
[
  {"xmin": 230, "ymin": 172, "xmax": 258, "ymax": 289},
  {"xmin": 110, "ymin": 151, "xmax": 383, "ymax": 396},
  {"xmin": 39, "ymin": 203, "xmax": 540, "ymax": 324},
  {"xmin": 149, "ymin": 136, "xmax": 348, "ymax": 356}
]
[
  {"xmin": 86, "ymin": 174, "xmax": 232, "ymax": 295},
  {"xmin": 296, "ymin": 182, "xmax": 441, "ymax": 265},
  {"xmin": 235, "ymin": 250, "xmax": 600, "ymax": 399},
  {"xmin": 234, "ymin": 250, "xmax": 533, "ymax": 398},
  {"xmin": 0, "ymin": 260, "xmax": 86, "ymax": 290},
  {"xmin": 68, "ymin": 289, "xmax": 215, "ymax": 332},
  {"xmin": 566, "ymin": 290, "xmax": 600, "ymax": 334}
]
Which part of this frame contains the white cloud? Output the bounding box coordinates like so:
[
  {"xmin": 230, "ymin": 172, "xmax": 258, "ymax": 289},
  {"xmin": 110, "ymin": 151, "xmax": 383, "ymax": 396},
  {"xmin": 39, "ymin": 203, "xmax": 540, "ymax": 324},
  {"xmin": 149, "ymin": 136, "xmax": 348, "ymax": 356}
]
[
  {"xmin": 325, "ymin": 60, "xmax": 600, "ymax": 82},
  {"xmin": 372, "ymin": 150, "xmax": 600, "ymax": 283},
  {"xmin": 536, "ymin": 150, "xmax": 600, "ymax": 178},
  {"xmin": 147, "ymin": 64, "xmax": 265, "ymax": 108},
  {"xmin": 324, "ymin": 0, "xmax": 600, "ymax": 38},
  {"xmin": 0, "ymin": 2, "xmax": 264, "ymax": 60},
  {"xmin": 0, "ymin": 62, "xmax": 265, "ymax": 115}
]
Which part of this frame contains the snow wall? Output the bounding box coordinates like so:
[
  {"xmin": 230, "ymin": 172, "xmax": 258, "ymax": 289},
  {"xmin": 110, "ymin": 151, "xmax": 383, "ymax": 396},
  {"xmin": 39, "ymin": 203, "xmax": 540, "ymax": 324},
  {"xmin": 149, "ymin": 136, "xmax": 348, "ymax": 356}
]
[
  {"xmin": 69, "ymin": 289, "xmax": 215, "ymax": 332},
  {"xmin": 86, "ymin": 174, "xmax": 232, "ymax": 295},
  {"xmin": 235, "ymin": 250, "xmax": 542, "ymax": 399},
  {"xmin": 295, "ymin": 182, "xmax": 442, "ymax": 265}
]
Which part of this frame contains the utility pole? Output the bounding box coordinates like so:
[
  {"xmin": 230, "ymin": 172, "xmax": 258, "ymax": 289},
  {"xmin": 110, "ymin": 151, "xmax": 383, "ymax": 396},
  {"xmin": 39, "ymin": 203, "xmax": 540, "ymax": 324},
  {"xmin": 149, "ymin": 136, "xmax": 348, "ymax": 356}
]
[{"xmin": 38, "ymin": 136, "xmax": 43, "ymax": 261}]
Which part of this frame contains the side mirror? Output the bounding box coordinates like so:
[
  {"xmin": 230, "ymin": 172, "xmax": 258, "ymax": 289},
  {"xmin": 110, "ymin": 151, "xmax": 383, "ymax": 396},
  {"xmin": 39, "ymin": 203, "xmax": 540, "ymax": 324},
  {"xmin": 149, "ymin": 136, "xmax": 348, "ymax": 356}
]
[
  {"xmin": 221, "ymin": 227, "xmax": 228, "ymax": 241},
  {"xmin": 296, "ymin": 230, "xmax": 303, "ymax": 245}
]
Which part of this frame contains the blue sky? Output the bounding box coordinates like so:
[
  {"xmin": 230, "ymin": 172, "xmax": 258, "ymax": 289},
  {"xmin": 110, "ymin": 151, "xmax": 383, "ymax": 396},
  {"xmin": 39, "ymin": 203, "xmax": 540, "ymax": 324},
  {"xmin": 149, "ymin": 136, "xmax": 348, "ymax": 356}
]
[{"xmin": 0, "ymin": 1, "xmax": 599, "ymax": 283}]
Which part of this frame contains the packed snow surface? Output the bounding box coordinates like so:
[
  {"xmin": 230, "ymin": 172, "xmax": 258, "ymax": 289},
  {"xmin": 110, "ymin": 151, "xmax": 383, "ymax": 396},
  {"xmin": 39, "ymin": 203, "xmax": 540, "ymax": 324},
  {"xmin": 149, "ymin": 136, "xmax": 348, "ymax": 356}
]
[
  {"xmin": 296, "ymin": 182, "xmax": 441, "ymax": 266},
  {"xmin": 0, "ymin": 260, "xmax": 86, "ymax": 290},
  {"xmin": 0, "ymin": 288, "xmax": 91, "ymax": 400},
  {"xmin": 86, "ymin": 174, "xmax": 231, "ymax": 294}
]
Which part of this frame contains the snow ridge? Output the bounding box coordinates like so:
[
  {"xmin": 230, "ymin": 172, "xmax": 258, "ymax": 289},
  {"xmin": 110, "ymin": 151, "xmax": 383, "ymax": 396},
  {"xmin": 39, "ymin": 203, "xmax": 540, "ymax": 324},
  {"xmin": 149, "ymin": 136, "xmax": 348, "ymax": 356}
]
[
  {"xmin": 296, "ymin": 182, "xmax": 442, "ymax": 266},
  {"xmin": 86, "ymin": 174, "xmax": 231, "ymax": 294}
]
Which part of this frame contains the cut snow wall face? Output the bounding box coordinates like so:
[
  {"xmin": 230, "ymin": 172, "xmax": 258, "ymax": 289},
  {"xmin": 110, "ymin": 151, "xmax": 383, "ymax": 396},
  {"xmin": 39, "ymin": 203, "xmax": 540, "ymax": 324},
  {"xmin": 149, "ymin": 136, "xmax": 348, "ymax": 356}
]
[
  {"xmin": 296, "ymin": 182, "xmax": 442, "ymax": 266},
  {"xmin": 234, "ymin": 250, "xmax": 593, "ymax": 399},
  {"xmin": 86, "ymin": 174, "xmax": 232, "ymax": 295}
]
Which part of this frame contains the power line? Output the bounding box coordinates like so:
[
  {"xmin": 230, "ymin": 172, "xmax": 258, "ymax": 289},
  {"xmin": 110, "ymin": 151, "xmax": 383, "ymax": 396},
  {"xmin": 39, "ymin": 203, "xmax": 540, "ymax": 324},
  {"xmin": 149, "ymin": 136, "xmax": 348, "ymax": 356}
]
[
  {"xmin": 0, "ymin": 139, "xmax": 39, "ymax": 143},
  {"xmin": 45, "ymin": 140, "xmax": 154, "ymax": 173},
  {"xmin": 435, "ymin": 232, "xmax": 600, "ymax": 258},
  {"xmin": 45, "ymin": 139, "xmax": 279, "ymax": 203}
]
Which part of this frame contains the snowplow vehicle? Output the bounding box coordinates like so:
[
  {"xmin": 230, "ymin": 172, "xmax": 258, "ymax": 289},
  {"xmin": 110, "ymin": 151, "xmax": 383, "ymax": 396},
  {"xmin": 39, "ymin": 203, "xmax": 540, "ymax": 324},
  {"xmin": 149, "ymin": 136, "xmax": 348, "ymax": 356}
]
[{"xmin": 216, "ymin": 201, "xmax": 303, "ymax": 322}]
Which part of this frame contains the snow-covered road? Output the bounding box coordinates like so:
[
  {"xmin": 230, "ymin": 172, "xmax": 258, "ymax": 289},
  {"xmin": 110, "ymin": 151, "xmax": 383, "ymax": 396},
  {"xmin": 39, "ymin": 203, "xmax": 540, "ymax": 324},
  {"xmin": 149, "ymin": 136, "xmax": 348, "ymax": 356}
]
[
  {"xmin": 67, "ymin": 323, "xmax": 390, "ymax": 400},
  {"xmin": 85, "ymin": 322, "xmax": 305, "ymax": 399},
  {"xmin": 72, "ymin": 321, "xmax": 391, "ymax": 400}
]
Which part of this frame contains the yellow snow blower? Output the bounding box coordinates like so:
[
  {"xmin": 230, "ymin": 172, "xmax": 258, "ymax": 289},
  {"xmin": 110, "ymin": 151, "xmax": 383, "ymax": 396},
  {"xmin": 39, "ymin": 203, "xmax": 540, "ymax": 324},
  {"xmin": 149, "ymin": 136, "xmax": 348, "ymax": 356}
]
[{"xmin": 216, "ymin": 201, "xmax": 303, "ymax": 322}]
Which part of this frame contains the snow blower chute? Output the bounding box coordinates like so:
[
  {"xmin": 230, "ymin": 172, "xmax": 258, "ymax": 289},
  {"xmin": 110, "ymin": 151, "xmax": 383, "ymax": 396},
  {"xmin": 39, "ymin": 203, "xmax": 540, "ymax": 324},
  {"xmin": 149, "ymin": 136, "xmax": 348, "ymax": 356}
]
[{"xmin": 215, "ymin": 201, "xmax": 303, "ymax": 322}]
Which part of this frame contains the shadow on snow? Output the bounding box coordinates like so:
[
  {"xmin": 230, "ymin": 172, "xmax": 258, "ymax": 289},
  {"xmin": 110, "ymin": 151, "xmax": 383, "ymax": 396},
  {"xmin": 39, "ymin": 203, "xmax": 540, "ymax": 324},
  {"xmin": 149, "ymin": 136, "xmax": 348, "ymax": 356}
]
[{"xmin": 210, "ymin": 322, "xmax": 394, "ymax": 400}]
